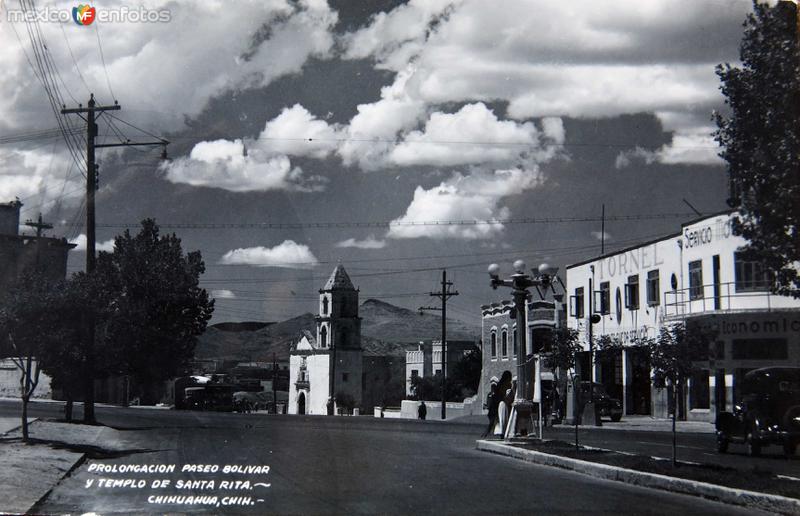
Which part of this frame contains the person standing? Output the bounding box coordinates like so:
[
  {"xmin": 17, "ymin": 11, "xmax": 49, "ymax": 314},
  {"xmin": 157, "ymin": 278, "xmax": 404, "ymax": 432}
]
[
  {"xmin": 418, "ymin": 401, "xmax": 427, "ymax": 420},
  {"xmin": 482, "ymin": 382, "xmax": 500, "ymax": 438}
]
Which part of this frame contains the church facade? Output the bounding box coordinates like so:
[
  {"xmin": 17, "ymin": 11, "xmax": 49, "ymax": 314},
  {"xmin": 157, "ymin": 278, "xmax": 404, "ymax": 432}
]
[{"xmin": 288, "ymin": 265, "xmax": 363, "ymax": 415}]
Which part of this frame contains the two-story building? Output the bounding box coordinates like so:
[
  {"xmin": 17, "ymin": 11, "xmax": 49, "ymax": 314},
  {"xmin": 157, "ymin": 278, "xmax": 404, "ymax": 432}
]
[{"xmin": 566, "ymin": 211, "xmax": 800, "ymax": 421}]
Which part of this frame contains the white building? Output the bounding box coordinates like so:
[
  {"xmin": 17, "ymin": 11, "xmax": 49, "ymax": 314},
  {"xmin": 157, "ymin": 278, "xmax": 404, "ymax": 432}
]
[
  {"xmin": 288, "ymin": 265, "xmax": 363, "ymax": 415},
  {"xmin": 566, "ymin": 211, "xmax": 800, "ymax": 422},
  {"xmin": 404, "ymin": 340, "xmax": 478, "ymax": 396}
]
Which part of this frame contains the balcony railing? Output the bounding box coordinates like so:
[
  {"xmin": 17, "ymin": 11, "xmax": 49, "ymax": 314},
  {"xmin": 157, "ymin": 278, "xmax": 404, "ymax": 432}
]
[
  {"xmin": 295, "ymin": 369, "xmax": 309, "ymax": 389},
  {"xmin": 662, "ymin": 281, "xmax": 784, "ymax": 319}
]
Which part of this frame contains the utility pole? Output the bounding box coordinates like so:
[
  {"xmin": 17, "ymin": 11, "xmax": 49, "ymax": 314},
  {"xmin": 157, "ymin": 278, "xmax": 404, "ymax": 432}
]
[
  {"xmin": 24, "ymin": 213, "xmax": 53, "ymax": 268},
  {"xmin": 60, "ymin": 94, "xmax": 168, "ymax": 422},
  {"xmin": 24, "ymin": 213, "xmax": 53, "ymax": 238},
  {"xmin": 419, "ymin": 270, "xmax": 458, "ymax": 420}
]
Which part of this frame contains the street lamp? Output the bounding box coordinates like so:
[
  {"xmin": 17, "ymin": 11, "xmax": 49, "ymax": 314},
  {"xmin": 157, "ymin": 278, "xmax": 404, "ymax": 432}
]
[{"xmin": 488, "ymin": 260, "xmax": 557, "ymax": 439}]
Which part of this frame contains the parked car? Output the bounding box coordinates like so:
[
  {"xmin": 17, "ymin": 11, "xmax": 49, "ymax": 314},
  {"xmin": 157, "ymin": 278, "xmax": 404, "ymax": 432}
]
[
  {"xmin": 580, "ymin": 381, "xmax": 623, "ymax": 422},
  {"xmin": 715, "ymin": 367, "xmax": 800, "ymax": 457}
]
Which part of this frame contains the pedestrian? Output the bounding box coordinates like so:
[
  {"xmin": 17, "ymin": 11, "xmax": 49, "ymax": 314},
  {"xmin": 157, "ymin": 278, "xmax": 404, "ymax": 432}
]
[
  {"xmin": 482, "ymin": 381, "xmax": 500, "ymax": 438},
  {"xmin": 418, "ymin": 401, "xmax": 427, "ymax": 420}
]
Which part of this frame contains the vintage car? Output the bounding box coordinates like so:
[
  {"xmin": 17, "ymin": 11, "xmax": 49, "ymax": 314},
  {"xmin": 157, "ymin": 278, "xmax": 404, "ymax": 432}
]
[
  {"xmin": 580, "ymin": 381, "xmax": 623, "ymax": 422},
  {"xmin": 715, "ymin": 367, "xmax": 800, "ymax": 457}
]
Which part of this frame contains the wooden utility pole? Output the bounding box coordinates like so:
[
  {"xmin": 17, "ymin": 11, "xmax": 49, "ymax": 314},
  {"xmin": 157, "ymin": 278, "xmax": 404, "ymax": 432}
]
[
  {"xmin": 60, "ymin": 94, "xmax": 167, "ymax": 422},
  {"xmin": 24, "ymin": 213, "xmax": 53, "ymax": 238},
  {"xmin": 420, "ymin": 270, "xmax": 458, "ymax": 420}
]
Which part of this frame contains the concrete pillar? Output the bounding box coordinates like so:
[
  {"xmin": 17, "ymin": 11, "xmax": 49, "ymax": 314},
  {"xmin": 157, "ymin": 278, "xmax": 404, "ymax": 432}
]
[{"xmin": 621, "ymin": 348, "xmax": 628, "ymax": 416}]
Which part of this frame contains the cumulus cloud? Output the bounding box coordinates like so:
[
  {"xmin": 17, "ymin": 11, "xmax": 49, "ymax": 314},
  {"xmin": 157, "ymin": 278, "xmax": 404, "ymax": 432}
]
[
  {"xmin": 219, "ymin": 240, "xmax": 319, "ymax": 269},
  {"xmin": 335, "ymin": 235, "xmax": 387, "ymax": 249},
  {"xmin": 387, "ymin": 168, "xmax": 541, "ymax": 240},
  {"xmin": 69, "ymin": 234, "xmax": 115, "ymax": 252},
  {"xmin": 211, "ymin": 289, "xmax": 237, "ymax": 299},
  {"xmin": 337, "ymin": 66, "xmax": 427, "ymax": 170},
  {"xmin": 259, "ymin": 104, "xmax": 343, "ymax": 159},
  {"xmin": 340, "ymin": 0, "xmax": 747, "ymax": 169},
  {"xmin": 389, "ymin": 103, "xmax": 561, "ymax": 167},
  {"xmin": 161, "ymin": 138, "xmax": 325, "ymax": 192},
  {"xmin": 615, "ymin": 130, "xmax": 722, "ymax": 168}
]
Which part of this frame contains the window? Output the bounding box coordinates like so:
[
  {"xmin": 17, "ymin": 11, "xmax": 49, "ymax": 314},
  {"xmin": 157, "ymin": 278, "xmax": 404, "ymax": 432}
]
[
  {"xmin": 501, "ymin": 329, "xmax": 508, "ymax": 359},
  {"xmin": 625, "ymin": 274, "xmax": 639, "ymax": 310},
  {"xmin": 646, "ymin": 270, "xmax": 660, "ymax": 306},
  {"xmin": 322, "ymin": 296, "xmax": 329, "ymax": 315},
  {"xmin": 342, "ymin": 373, "xmax": 349, "ymax": 382},
  {"xmin": 490, "ymin": 330, "xmax": 497, "ymax": 359},
  {"xmin": 411, "ymin": 369, "xmax": 419, "ymax": 379},
  {"xmin": 319, "ymin": 326, "xmax": 327, "ymax": 348},
  {"xmin": 512, "ymin": 327, "xmax": 518, "ymax": 357},
  {"xmin": 689, "ymin": 260, "xmax": 703, "ymax": 300},
  {"xmin": 597, "ymin": 281, "xmax": 610, "ymax": 315},
  {"xmin": 734, "ymin": 252, "xmax": 772, "ymax": 292},
  {"xmin": 573, "ymin": 287, "xmax": 585, "ymax": 319}
]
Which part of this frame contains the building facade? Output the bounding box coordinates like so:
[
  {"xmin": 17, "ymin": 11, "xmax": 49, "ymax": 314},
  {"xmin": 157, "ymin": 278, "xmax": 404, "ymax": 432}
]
[
  {"xmin": 566, "ymin": 211, "xmax": 800, "ymax": 421},
  {"xmin": 478, "ymin": 295, "xmax": 566, "ymax": 408},
  {"xmin": 404, "ymin": 339, "xmax": 478, "ymax": 396},
  {"xmin": 289, "ymin": 265, "xmax": 363, "ymax": 415}
]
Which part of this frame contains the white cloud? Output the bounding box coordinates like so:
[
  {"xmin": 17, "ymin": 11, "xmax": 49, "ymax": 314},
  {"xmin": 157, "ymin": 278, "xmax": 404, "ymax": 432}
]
[
  {"xmin": 615, "ymin": 131, "xmax": 722, "ymax": 168},
  {"xmin": 0, "ymin": 147, "xmax": 83, "ymax": 216},
  {"xmin": 0, "ymin": 0, "xmax": 338, "ymax": 135},
  {"xmin": 219, "ymin": 240, "xmax": 319, "ymax": 269},
  {"xmin": 389, "ymin": 103, "xmax": 561, "ymax": 167},
  {"xmin": 335, "ymin": 235, "xmax": 387, "ymax": 249},
  {"xmin": 211, "ymin": 289, "xmax": 237, "ymax": 299},
  {"xmin": 69, "ymin": 234, "xmax": 115, "ymax": 252},
  {"xmin": 338, "ymin": 66, "xmax": 427, "ymax": 170},
  {"xmin": 387, "ymin": 167, "xmax": 541, "ymax": 240},
  {"xmin": 342, "ymin": 0, "xmax": 461, "ymax": 71},
  {"xmin": 161, "ymin": 138, "xmax": 325, "ymax": 192},
  {"xmin": 339, "ymin": 0, "xmax": 748, "ymax": 170},
  {"xmin": 259, "ymin": 104, "xmax": 342, "ymax": 159}
]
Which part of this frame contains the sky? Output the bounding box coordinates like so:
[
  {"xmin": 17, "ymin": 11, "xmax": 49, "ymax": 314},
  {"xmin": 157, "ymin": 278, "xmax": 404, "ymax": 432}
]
[{"xmin": 0, "ymin": 0, "xmax": 758, "ymax": 324}]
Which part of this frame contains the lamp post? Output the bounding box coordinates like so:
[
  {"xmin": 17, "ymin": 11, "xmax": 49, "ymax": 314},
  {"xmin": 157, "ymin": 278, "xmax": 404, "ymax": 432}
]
[{"xmin": 488, "ymin": 260, "xmax": 557, "ymax": 439}]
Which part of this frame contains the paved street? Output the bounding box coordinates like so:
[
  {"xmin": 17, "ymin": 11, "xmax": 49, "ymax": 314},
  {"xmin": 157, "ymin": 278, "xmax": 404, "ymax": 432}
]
[{"xmin": 0, "ymin": 401, "xmax": 774, "ymax": 515}]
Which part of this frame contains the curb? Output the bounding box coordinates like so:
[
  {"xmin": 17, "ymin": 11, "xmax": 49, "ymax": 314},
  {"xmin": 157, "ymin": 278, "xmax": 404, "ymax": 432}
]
[
  {"xmin": 0, "ymin": 418, "xmax": 39, "ymax": 437},
  {"xmin": 477, "ymin": 440, "xmax": 800, "ymax": 515}
]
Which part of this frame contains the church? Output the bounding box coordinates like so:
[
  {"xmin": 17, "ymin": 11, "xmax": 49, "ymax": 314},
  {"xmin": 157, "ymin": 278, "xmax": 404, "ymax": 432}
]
[{"xmin": 288, "ymin": 264, "xmax": 364, "ymax": 415}]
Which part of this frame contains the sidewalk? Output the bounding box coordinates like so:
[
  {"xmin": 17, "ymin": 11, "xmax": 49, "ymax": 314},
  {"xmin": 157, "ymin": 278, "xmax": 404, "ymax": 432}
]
[
  {"xmin": 0, "ymin": 419, "xmax": 144, "ymax": 514},
  {"xmin": 559, "ymin": 414, "xmax": 715, "ymax": 434},
  {"xmin": 454, "ymin": 413, "xmax": 715, "ymax": 433}
]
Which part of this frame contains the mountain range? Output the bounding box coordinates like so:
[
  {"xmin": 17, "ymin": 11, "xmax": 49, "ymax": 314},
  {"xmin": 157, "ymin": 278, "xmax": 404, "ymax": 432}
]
[{"xmin": 195, "ymin": 298, "xmax": 480, "ymax": 361}]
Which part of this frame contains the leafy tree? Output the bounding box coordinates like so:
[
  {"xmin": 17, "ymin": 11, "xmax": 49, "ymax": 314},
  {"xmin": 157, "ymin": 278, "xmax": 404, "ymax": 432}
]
[
  {"xmin": 451, "ymin": 348, "xmax": 482, "ymax": 397},
  {"xmin": 644, "ymin": 322, "xmax": 715, "ymax": 466},
  {"xmin": 0, "ymin": 270, "xmax": 64, "ymax": 440},
  {"xmin": 715, "ymin": 1, "xmax": 800, "ymax": 297},
  {"xmin": 94, "ymin": 219, "xmax": 214, "ymax": 405}
]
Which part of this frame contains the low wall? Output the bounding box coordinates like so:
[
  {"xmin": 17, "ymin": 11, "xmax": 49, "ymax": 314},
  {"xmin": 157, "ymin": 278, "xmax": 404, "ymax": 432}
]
[
  {"xmin": 373, "ymin": 407, "xmax": 404, "ymax": 419},
  {"xmin": 0, "ymin": 359, "xmax": 52, "ymax": 399},
  {"xmin": 397, "ymin": 395, "xmax": 482, "ymax": 420}
]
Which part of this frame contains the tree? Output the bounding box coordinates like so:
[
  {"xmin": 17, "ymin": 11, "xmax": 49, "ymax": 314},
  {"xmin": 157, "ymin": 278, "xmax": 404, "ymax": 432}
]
[
  {"xmin": 451, "ymin": 348, "xmax": 482, "ymax": 398},
  {"xmin": 93, "ymin": 219, "xmax": 214, "ymax": 405},
  {"xmin": 0, "ymin": 270, "xmax": 64, "ymax": 440},
  {"xmin": 35, "ymin": 273, "xmax": 99, "ymax": 422},
  {"xmin": 715, "ymin": 1, "xmax": 800, "ymax": 297},
  {"xmin": 644, "ymin": 323, "xmax": 714, "ymax": 466}
]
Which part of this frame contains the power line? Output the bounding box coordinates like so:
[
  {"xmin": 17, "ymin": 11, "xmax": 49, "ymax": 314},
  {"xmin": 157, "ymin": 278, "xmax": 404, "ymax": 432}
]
[{"xmin": 59, "ymin": 211, "xmax": 696, "ymax": 231}]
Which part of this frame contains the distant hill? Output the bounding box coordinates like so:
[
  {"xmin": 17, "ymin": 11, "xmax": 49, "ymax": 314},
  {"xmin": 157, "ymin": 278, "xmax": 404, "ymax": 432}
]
[{"xmin": 195, "ymin": 298, "xmax": 479, "ymax": 361}]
